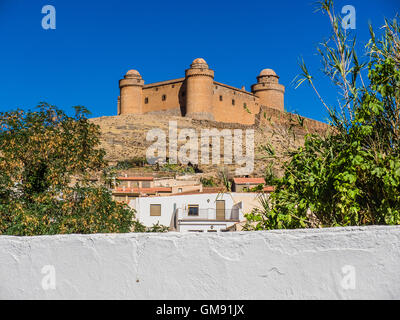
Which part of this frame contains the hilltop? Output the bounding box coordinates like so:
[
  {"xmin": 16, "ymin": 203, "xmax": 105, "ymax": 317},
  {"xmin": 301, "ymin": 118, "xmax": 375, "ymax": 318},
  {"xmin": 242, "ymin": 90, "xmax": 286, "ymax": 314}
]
[{"xmin": 90, "ymin": 112, "xmax": 328, "ymax": 181}]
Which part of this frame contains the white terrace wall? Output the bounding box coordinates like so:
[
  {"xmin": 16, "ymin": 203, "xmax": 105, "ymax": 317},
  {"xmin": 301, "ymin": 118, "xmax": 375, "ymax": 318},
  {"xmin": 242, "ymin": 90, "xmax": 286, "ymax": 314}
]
[{"xmin": 1, "ymin": 226, "xmax": 400, "ymax": 299}]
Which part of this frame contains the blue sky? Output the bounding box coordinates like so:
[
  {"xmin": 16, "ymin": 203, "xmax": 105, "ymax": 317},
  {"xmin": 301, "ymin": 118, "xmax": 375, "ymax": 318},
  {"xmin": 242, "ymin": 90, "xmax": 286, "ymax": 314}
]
[{"xmin": 0, "ymin": 0, "xmax": 398, "ymax": 122}]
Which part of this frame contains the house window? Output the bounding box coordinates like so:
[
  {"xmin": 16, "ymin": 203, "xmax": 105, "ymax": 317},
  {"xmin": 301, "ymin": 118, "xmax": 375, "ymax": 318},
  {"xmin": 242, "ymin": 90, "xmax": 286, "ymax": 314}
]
[
  {"xmin": 188, "ymin": 205, "xmax": 199, "ymax": 216},
  {"xmin": 144, "ymin": 97, "xmax": 148, "ymax": 104},
  {"xmin": 162, "ymin": 94, "xmax": 166, "ymax": 101},
  {"xmin": 142, "ymin": 181, "xmax": 151, "ymax": 188},
  {"xmin": 172, "ymin": 85, "xmax": 175, "ymax": 88},
  {"xmin": 178, "ymin": 188, "xmax": 182, "ymax": 193},
  {"xmin": 219, "ymin": 95, "xmax": 223, "ymax": 101},
  {"xmin": 150, "ymin": 204, "xmax": 161, "ymax": 216},
  {"xmin": 232, "ymin": 99, "xmax": 235, "ymax": 106},
  {"xmin": 131, "ymin": 181, "xmax": 139, "ymax": 188}
]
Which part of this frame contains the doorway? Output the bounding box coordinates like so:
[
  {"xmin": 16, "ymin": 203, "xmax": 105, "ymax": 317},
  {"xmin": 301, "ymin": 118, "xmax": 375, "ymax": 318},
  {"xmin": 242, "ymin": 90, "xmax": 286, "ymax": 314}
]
[{"xmin": 216, "ymin": 200, "xmax": 225, "ymax": 220}]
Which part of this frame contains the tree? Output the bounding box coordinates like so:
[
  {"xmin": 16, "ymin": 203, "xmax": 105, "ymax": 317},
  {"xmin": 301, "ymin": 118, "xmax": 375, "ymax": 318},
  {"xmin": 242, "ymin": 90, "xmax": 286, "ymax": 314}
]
[
  {"xmin": 245, "ymin": 1, "xmax": 400, "ymax": 229},
  {"xmin": 0, "ymin": 103, "xmax": 135, "ymax": 235}
]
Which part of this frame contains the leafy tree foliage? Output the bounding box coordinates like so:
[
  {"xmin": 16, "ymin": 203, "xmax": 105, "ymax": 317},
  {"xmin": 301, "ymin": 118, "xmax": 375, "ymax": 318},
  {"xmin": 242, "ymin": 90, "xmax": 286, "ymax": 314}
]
[
  {"xmin": 200, "ymin": 177, "xmax": 216, "ymax": 187},
  {"xmin": 246, "ymin": 1, "xmax": 400, "ymax": 229},
  {"xmin": 0, "ymin": 103, "xmax": 135, "ymax": 235}
]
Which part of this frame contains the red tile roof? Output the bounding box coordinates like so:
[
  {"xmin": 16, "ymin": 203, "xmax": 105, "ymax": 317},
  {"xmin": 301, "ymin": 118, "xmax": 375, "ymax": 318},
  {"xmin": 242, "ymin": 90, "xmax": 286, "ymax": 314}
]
[
  {"xmin": 233, "ymin": 177, "xmax": 265, "ymax": 184},
  {"xmin": 263, "ymin": 186, "xmax": 275, "ymax": 192},
  {"xmin": 148, "ymin": 191, "xmax": 220, "ymax": 197},
  {"xmin": 203, "ymin": 187, "xmax": 225, "ymax": 193},
  {"xmin": 113, "ymin": 187, "xmax": 171, "ymax": 194},
  {"xmin": 117, "ymin": 177, "xmax": 154, "ymax": 181}
]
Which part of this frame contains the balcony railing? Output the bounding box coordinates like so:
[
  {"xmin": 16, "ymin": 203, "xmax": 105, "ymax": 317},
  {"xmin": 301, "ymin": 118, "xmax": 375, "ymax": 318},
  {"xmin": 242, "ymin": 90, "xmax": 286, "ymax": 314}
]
[{"xmin": 176, "ymin": 208, "xmax": 240, "ymax": 221}]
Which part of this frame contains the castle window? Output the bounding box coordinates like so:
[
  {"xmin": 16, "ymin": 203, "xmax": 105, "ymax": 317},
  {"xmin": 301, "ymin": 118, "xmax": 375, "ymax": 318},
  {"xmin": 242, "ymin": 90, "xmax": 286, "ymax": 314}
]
[
  {"xmin": 145, "ymin": 97, "xmax": 149, "ymax": 104},
  {"xmin": 219, "ymin": 95, "xmax": 223, "ymax": 101},
  {"xmin": 162, "ymin": 94, "xmax": 166, "ymax": 101},
  {"xmin": 232, "ymin": 99, "xmax": 235, "ymax": 106}
]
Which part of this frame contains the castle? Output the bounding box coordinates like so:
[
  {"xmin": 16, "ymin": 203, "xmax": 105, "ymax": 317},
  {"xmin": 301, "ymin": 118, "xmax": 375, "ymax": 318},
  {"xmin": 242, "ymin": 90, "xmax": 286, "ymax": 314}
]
[{"xmin": 118, "ymin": 58, "xmax": 285, "ymax": 125}]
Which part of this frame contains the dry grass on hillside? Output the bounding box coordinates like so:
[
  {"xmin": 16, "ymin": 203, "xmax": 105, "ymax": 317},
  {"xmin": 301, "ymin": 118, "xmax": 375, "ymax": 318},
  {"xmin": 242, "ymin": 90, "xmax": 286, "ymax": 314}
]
[{"xmin": 90, "ymin": 113, "xmax": 327, "ymax": 180}]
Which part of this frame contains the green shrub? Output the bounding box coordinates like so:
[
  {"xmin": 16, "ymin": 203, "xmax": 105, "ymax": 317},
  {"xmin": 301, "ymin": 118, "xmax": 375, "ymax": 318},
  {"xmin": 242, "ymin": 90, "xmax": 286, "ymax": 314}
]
[
  {"xmin": 246, "ymin": 2, "xmax": 400, "ymax": 229},
  {"xmin": 0, "ymin": 103, "xmax": 136, "ymax": 235}
]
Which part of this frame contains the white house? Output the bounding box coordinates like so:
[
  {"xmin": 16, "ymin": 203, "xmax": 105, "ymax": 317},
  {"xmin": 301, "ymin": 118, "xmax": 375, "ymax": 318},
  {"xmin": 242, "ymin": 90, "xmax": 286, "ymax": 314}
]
[{"xmin": 129, "ymin": 193, "xmax": 261, "ymax": 232}]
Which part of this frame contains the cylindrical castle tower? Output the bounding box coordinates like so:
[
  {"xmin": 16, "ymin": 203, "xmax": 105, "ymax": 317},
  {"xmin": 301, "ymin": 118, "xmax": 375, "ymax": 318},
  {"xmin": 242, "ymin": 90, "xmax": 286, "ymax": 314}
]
[
  {"xmin": 118, "ymin": 69, "xmax": 144, "ymax": 115},
  {"xmin": 185, "ymin": 58, "xmax": 214, "ymax": 120},
  {"xmin": 251, "ymin": 69, "xmax": 285, "ymax": 111}
]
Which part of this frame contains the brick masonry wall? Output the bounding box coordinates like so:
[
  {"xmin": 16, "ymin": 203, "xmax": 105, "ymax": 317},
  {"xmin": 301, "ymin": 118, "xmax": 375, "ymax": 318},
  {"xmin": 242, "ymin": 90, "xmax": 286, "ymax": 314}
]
[
  {"xmin": 211, "ymin": 82, "xmax": 260, "ymax": 125},
  {"xmin": 142, "ymin": 79, "xmax": 185, "ymax": 114}
]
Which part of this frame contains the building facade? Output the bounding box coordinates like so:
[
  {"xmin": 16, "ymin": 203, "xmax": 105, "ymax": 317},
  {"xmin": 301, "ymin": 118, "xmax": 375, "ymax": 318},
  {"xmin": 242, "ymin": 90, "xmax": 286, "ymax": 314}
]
[
  {"xmin": 118, "ymin": 58, "xmax": 285, "ymax": 125},
  {"xmin": 129, "ymin": 192, "xmax": 267, "ymax": 232},
  {"xmin": 112, "ymin": 175, "xmax": 202, "ymax": 203}
]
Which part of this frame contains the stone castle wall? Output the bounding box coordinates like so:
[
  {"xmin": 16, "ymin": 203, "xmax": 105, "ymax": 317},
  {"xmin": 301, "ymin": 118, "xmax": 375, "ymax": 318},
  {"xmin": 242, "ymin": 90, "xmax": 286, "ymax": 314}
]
[
  {"xmin": 118, "ymin": 58, "xmax": 291, "ymax": 127},
  {"xmin": 139, "ymin": 79, "xmax": 261, "ymax": 125},
  {"xmin": 141, "ymin": 78, "xmax": 185, "ymax": 114},
  {"xmin": 131, "ymin": 92, "xmax": 329, "ymax": 132},
  {"xmin": 257, "ymin": 106, "xmax": 330, "ymax": 133},
  {"xmin": 212, "ymin": 81, "xmax": 260, "ymax": 125}
]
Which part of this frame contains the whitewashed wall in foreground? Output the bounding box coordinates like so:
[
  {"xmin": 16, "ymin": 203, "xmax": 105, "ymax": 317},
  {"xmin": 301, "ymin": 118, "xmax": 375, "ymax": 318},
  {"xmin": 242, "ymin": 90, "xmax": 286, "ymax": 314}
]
[{"xmin": 1, "ymin": 226, "xmax": 400, "ymax": 299}]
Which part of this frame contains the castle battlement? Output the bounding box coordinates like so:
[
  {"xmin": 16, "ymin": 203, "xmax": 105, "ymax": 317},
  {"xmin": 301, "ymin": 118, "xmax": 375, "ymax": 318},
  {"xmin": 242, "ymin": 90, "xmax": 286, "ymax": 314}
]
[{"xmin": 118, "ymin": 58, "xmax": 285, "ymax": 125}]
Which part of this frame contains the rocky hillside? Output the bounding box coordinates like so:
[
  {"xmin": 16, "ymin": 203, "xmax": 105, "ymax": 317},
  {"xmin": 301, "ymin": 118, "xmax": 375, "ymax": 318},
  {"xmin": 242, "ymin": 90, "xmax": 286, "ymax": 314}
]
[{"xmin": 90, "ymin": 113, "xmax": 328, "ymax": 180}]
